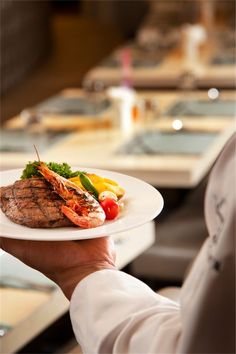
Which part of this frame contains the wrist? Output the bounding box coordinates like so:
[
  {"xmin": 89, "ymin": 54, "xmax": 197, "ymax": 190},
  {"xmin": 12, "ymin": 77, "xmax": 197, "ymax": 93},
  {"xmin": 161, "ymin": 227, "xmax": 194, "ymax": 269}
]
[{"xmin": 54, "ymin": 262, "xmax": 116, "ymax": 299}]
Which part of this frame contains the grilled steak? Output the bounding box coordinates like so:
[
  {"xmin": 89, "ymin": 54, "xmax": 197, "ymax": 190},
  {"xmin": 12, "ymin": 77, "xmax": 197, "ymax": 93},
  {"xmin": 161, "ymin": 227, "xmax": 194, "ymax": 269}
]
[{"xmin": 0, "ymin": 177, "xmax": 74, "ymax": 228}]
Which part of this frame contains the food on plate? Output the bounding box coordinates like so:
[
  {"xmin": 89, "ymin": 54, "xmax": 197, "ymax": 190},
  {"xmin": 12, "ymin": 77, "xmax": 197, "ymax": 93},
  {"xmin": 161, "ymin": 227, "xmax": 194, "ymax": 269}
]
[
  {"xmin": 78, "ymin": 173, "xmax": 99, "ymax": 199},
  {"xmin": 69, "ymin": 173, "xmax": 125, "ymax": 199},
  {"xmin": 98, "ymin": 191, "xmax": 118, "ymax": 202},
  {"xmin": 0, "ymin": 160, "xmax": 125, "ymax": 229},
  {"xmin": 21, "ymin": 162, "xmax": 125, "ymax": 200},
  {"xmin": 37, "ymin": 162, "xmax": 105, "ymax": 229},
  {"xmin": 0, "ymin": 178, "xmax": 73, "ymax": 228},
  {"xmin": 100, "ymin": 198, "xmax": 120, "ymax": 220},
  {"xmin": 21, "ymin": 161, "xmax": 81, "ymax": 179}
]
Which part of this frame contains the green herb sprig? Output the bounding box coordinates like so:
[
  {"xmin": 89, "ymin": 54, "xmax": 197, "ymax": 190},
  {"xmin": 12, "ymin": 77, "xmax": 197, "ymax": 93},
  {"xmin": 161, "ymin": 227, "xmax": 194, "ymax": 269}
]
[{"xmin": 21, "ymin": 161, "xmax": 82, "ymax": 179}]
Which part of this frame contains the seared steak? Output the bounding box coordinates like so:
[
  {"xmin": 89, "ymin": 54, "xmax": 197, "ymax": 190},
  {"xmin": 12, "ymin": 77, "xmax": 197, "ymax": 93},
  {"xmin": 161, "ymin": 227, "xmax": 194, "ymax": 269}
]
[{"xmin": 0, "ymin": 177, "xmax": 73, "ymax": 228}]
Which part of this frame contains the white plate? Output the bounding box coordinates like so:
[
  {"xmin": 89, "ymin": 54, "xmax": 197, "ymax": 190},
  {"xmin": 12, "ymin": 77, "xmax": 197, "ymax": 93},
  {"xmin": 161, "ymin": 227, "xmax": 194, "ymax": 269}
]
[{"xmin": 0, "ymin": 168, "xmax": 163, "ymax": 241}]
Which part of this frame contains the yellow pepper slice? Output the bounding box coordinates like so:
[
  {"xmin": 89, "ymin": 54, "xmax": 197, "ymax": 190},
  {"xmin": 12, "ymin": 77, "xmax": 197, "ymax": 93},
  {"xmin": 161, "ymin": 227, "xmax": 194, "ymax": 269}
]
[
  {"xmin": 69, "ymin": 173, "xmax": 125, "ymax": 199},
  {"xmin": 69, "ymin": 176, "xmax": 86, "ymax": 190}
]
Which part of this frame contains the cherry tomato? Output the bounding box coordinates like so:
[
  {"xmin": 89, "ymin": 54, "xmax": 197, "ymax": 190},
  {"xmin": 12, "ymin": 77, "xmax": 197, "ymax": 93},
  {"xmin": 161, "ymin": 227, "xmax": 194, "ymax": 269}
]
[{"xmin": 100, "ymin": 198, "xmax": 119, "ymax": 220}]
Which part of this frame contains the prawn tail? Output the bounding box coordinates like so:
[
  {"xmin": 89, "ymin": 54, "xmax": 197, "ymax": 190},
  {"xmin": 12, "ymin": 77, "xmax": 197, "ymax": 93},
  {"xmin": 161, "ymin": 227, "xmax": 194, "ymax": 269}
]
[{"xmin": 61, "ymin": 205, "xmax": 105, "ymax": 229}]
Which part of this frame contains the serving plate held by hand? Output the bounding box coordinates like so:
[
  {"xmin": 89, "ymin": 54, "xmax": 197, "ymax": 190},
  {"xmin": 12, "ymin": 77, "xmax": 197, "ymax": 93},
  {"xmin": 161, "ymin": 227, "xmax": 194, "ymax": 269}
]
[{"xmin": 0, "ymin": 168, "xmax": 163, "ymax": 241}]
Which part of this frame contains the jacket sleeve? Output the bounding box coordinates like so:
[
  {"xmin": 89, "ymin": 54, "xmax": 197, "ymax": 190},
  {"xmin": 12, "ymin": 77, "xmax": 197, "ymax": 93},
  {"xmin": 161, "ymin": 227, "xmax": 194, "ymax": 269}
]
[
  {"xmin": 70, "ymin": 269, "xmax": 181, "ymax": 354},
  {"xmin": 69, "ymin": 133, "xmax": 236, "ymax": 354}
]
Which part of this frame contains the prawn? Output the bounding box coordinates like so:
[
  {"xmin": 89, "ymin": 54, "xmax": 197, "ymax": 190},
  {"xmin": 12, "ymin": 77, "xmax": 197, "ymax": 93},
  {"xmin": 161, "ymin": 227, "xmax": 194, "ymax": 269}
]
[{"xmin": 37, "ymin": 162, "xmax": 105, "ymax": 229}]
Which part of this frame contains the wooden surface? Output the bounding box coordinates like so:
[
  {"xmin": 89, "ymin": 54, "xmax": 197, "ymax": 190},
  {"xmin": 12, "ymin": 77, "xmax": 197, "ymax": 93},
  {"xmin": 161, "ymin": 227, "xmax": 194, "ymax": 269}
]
[
  {"xmin": 0, "ymin": 289, "xmax": 51, "ymax": 327},
  {"xmin": 0, "ymin": 288, "xmax": 68, "ymax": 354},
  {"xmin": 4, "ymin": 89, "xmax": 235, "ymax": 132},
  {"xmin": 83, "ymin": 41, "xmax": 236, "ymax": 88},
  {"xmin": 1, "ymin": 126, "xmax": 233, "ymax": 188},
  {"xmin": 4, "ymin": 90, "xmax": 113, "ymax": 131},
  {"xmin": 0, "ymin": 222, "xmax": 155, "ymax": 353},
  {"xmin": 42, "ymin": 125, "xmax": 234, "ymax": 188},
  {"xmin": 2, "ymin": 89, "xmax": 235, "ymax": 188}
]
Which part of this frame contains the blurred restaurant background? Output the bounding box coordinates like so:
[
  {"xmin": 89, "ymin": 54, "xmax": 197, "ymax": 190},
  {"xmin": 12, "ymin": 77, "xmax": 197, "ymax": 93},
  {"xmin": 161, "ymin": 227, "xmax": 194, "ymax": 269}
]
[{"xmin": 0, "ymin": 0, "xmax": 235, "ymax": 353}]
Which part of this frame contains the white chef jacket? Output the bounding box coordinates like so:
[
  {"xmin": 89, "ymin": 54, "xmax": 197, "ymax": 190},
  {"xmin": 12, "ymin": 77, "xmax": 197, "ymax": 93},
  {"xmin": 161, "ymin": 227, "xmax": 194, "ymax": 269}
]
[{"xmin": 70, "ymin": 133, "xmax": 235, "ymax": 354}]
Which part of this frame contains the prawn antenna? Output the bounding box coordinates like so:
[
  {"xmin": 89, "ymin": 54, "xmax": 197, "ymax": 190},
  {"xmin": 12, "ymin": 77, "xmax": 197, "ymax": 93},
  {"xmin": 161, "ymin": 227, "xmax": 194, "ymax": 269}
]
[{"xmin": 34, "ymin": 145, "xmax": 41, "ymax": 162}]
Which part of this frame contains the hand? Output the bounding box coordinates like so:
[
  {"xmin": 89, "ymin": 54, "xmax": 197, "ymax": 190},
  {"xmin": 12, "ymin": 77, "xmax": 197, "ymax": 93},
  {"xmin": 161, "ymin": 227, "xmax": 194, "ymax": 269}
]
[{"xmin": 0, "ymin": 237, "xmax": 116, "ymax": 299}]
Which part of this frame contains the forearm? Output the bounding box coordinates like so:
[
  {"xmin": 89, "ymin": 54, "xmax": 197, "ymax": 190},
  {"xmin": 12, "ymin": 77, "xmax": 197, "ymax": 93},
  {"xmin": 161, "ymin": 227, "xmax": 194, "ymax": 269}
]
[
  {"xmin": 0, "ymin": 237, "xmax": 116, "ymax": 301},
  {"xmin": 70, "ymin": 270, "xmax": 181, "ymax": 354}
]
